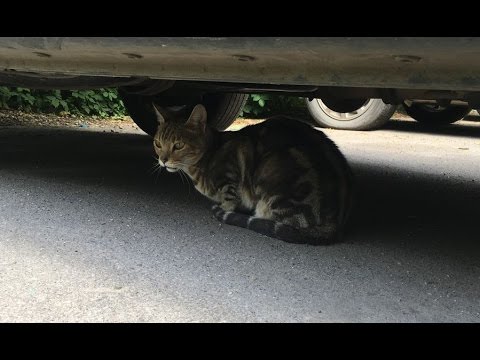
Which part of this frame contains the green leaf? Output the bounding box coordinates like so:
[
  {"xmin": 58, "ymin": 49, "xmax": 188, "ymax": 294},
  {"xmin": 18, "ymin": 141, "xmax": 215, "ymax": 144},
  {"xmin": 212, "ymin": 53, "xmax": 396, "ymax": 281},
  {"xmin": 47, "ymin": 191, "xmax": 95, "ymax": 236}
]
[
  {"xmin": 25, "ymin": 95, "xmax": 35, "ymax": 105},
  {"xmin": 51, "ymin": 98, "xmax": 60, "ymax": 108},
  {"xmin": 59, "ymin": 100, "xmax": 69, "ymax": 111},
  {"xmin": 81, "ymin": 104, "xmax": 91, "ymax": 114}
]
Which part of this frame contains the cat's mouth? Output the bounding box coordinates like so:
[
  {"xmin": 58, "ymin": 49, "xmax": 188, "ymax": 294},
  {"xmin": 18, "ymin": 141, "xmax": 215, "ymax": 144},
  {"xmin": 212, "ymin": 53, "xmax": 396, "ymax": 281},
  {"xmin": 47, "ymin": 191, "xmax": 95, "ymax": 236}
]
[{"xmin": 165, "ymin": 166, "xmax": 179, "ymax": 173}]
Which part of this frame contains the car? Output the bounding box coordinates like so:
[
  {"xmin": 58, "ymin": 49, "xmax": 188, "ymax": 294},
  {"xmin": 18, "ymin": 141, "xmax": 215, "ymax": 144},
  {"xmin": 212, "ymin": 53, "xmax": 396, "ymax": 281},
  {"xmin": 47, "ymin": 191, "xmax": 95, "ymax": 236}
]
[{"xmin": 0, "ymin": 37, "xmax": 479, "ymax": 135}]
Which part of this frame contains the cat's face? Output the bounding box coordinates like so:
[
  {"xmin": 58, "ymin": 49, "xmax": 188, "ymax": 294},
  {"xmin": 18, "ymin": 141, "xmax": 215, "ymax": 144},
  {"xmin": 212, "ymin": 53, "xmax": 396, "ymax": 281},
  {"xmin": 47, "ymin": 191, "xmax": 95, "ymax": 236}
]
[{"xmin": 153, "ymin": 104, "xmax": 208, "ymax": 173}]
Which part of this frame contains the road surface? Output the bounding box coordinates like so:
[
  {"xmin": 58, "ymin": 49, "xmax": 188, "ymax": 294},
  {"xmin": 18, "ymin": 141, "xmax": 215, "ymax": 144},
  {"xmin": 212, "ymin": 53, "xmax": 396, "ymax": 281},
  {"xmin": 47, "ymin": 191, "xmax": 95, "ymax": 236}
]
[{"xmin": 0, "ymin": 115, "xmax": 479, "ymax": 322}]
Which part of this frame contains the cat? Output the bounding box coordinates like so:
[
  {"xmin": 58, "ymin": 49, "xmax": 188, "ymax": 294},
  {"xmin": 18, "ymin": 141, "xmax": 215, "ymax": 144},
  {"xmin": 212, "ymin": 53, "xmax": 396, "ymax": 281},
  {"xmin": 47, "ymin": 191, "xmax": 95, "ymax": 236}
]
[{"xmin": 152, "ymin": 103, "xmax": 354, "ymax": 245}]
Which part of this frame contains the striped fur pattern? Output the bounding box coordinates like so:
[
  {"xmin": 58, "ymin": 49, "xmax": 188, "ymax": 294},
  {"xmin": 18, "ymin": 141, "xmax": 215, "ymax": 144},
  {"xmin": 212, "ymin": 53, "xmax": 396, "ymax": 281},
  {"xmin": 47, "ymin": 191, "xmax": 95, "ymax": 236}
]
[{"xmin": 152, "ymin": 104, "xmax": 354, "ymax": 245}]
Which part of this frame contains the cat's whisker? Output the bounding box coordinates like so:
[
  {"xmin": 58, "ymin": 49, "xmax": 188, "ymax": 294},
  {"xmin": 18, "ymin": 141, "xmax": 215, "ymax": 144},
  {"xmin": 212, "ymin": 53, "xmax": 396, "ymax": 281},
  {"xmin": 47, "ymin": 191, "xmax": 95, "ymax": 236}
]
[
  {"xmin": 149, "ymin": 163, "xmax": 159, "ymax": 172},
  {"xmin": 183, "ymin": 172, "xmax": 190, "ymax": 189},
  {"xmin": 150, "ymin": 156, "xmax": 160, "ymax": 168},
  {"xmin": 154, "ymin": 165, "xmax": 163, "ymax": 183},
  {"xmin": 149, "ymin": 162, "xmax": 163, "ymax": 175},
  {"xmin": 179, "ymin": 169, "xmax": 193, "ymax": 195},
  {"xmin": 181, "ymin": 170, "xmax": 191, "ymax": 188},
  {"xmin": 177, "ymin": 169, "xmax": 186, "ymax": 186},
  {"xmin": 150, "ymin": 157, "xmax": 160, "ymax": 166},
  {"xmin": 148, "ymin": 159, "xmax": 165, "ymax": 184}
]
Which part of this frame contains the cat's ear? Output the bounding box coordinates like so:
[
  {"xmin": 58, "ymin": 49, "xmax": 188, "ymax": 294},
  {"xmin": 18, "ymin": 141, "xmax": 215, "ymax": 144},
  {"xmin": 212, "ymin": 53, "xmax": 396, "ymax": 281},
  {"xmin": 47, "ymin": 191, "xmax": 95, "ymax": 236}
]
[
  {"xmin": 152, "ymin": 103, "xmax": 166, "ymax": 125},
  {"xmin": 186, "ymin": 104, "xmax": 207, "ymax": 132}
]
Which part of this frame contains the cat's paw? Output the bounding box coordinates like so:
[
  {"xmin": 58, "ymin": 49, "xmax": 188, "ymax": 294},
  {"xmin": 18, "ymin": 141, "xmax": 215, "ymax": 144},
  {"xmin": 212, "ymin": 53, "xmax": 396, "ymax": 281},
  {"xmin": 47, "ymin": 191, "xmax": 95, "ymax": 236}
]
[{"xmin": 211, "ymin": 204, "xmax": 225, "ymax": 220}]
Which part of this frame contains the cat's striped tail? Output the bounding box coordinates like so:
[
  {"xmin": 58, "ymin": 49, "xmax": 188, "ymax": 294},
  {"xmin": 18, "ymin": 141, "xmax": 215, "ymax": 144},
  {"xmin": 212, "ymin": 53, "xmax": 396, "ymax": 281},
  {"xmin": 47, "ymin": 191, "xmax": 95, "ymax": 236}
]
[{"xmin": 212, "ymin": 205, "xmax": 338, "ymax": 245}]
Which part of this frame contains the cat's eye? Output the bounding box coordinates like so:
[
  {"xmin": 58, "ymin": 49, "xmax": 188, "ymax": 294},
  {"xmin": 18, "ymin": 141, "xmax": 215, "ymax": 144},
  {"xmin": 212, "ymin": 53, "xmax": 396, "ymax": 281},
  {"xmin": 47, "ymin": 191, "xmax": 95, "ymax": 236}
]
[{"xmin": 173, "ymin": 142, "xmax": 185, "ymax": 150}]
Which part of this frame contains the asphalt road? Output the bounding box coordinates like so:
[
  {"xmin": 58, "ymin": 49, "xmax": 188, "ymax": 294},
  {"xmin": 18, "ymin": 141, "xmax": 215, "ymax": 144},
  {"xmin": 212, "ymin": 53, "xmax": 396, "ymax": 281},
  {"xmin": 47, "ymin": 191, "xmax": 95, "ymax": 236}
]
[{"xmin": 1, "ymin": 116, "xmax": 479, "ymax": 322}]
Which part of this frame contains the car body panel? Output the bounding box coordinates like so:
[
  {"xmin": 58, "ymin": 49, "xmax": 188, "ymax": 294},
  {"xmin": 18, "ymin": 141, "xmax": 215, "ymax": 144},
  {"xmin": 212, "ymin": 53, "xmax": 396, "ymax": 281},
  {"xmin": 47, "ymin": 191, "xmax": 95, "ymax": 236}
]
[{"xmin": 0, "ymin": 37, "xmax": 480, "ymax": 91}]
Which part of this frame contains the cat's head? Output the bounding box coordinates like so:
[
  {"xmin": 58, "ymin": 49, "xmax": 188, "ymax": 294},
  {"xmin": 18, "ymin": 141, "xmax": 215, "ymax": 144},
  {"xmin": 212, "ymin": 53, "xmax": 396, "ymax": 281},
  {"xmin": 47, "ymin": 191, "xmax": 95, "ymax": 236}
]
[{"xmin": 152, "ymin": 104, "xmax": 208, "ymax": 173}]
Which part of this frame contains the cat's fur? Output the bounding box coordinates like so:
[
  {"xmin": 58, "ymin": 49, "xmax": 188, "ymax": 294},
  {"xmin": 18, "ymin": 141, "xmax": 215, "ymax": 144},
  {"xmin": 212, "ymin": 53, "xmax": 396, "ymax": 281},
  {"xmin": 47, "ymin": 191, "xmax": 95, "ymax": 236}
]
[{"xmin": 152, "ymin": 104, "xmax": 354, "ymax": 245}]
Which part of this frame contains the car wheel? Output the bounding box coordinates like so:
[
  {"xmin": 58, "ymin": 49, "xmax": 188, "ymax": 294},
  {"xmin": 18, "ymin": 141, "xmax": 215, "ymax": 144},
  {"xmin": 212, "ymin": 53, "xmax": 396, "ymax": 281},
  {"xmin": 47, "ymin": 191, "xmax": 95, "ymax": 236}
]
[
  {"xmin": 201, "ymin": 93, "xmax": 248, "ymax": 130},
  {"xmin": 306, "ymin": 98, "xmax": 397, "ymax": 130},
  {"xmin": 119, "ymin": 90, "xmax": 248, "ymax": 136},
  {"xmin": 402, "ymin": 102, "xmax": 471, "ymax": 125}
]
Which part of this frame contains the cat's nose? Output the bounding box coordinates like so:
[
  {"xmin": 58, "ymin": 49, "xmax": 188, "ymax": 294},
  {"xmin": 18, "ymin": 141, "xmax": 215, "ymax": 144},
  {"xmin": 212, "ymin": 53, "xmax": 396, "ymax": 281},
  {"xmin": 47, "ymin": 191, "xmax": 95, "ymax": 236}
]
[{"xmin": 159, "ymin": 157, "xmax": 168, "ymax": 166}]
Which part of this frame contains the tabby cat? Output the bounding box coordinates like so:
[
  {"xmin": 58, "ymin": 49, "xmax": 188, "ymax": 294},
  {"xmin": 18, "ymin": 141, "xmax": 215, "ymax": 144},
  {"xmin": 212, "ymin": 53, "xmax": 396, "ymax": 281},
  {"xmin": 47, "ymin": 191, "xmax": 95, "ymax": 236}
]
[{"xmin": 152, "ymin": 104, "xmax": 354, "ymax": 245}]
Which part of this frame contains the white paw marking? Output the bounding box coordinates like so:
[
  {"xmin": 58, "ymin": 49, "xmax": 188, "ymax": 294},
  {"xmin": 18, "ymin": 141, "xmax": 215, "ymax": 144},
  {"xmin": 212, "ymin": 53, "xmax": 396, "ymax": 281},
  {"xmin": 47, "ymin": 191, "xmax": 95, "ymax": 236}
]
[{"xmin": 222, "ymin": 211, "xmax": 233, "ymax": 222}]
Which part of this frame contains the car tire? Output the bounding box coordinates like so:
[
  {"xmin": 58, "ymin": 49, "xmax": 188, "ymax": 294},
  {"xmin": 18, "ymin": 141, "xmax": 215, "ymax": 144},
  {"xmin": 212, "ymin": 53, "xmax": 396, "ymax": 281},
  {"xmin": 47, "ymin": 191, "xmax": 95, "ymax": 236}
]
[
  {"xmin": 402, "ymin": 102, "xmax": 471, "ymax": 125},
  {"xmin": 201, "ymin": 93, "xmax": 248, "ymax": 130},
  {"xmin": 119, "ymin": 90, "xmax": 248, "ymax": 136},
  {"xmin": 306, "ymin": 98, "xmax": 397, "ymax": 130}
]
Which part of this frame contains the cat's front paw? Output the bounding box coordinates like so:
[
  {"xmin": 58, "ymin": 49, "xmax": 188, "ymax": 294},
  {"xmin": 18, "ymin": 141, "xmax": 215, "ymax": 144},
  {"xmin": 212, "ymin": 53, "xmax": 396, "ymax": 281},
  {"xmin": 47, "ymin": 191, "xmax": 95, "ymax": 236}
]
[{"xmin": 211, "ymin": 204, "xmax": 225, "ymax": 220}]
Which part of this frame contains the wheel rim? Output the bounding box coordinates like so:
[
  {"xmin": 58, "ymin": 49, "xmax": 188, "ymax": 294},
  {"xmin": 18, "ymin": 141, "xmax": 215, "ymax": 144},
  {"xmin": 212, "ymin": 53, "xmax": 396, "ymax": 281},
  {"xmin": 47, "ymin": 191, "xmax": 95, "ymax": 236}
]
[{"xmin": 315, "ymin": 98, "xmax": 374, "ymax": 121}]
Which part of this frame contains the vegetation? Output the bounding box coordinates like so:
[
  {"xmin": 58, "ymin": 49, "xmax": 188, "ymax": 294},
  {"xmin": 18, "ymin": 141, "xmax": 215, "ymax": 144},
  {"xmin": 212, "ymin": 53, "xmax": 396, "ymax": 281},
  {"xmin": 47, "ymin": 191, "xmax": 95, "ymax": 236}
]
[
  {"xmin": 0, "ymin": 86, "xmax": 306, "ymax": 119},
  {"xmin": 0, "ymin": 87, "xmax": 126, "ymax": 118},
  {"xmin": 240, "ymin": 94, "xmax": 307, "ymax": 118}
]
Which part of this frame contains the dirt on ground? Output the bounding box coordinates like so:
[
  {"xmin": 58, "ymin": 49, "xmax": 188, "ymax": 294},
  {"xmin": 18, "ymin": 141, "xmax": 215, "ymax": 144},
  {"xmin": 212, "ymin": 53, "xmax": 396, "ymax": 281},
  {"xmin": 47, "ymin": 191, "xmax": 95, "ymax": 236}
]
[
  {"xmin": 0, "ymin": 110, "xmax": 140, "ymax": 132},
  {"xmin": 0, "ymin": 109, "xmax": 270, "ymax": 133},
  {"xmin": 0, "ymin": 109, "xmax": 415, "ymax": 133}
]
